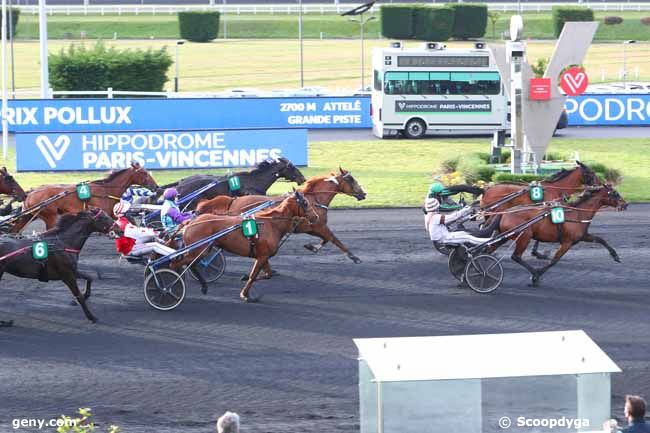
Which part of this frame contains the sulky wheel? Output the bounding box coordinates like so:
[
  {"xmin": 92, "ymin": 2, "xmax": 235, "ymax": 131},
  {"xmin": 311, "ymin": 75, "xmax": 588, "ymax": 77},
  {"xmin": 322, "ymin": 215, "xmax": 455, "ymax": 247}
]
[
  {"xmin": 448, "ymin": 246, "xmax": 469, "ymax": 281},
  {"xmin": 144, "ymin": 269, "xmax": 186, "ymax": 311},
  {"xmin": 464, "ymin": 254, "xmax": 504, "ymax": 294},
  {"xmin": 188, "ymin": 247, "xmax": 227, "ymax": 284},
  {"xmin": 433, "ymin": 241, "xmax": 452, "ymax": 256}
]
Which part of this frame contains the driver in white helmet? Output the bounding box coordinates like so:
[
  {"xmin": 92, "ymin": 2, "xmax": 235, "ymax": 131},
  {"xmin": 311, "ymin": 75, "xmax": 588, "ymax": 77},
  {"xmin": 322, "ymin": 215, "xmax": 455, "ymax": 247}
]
[
  {"xmin": 113, "ymin": 201, "xmax": 176, "ymax": 258},
  {"xmin": 424, "ymin": 182, "xmax": 490, "ymax": 246}
]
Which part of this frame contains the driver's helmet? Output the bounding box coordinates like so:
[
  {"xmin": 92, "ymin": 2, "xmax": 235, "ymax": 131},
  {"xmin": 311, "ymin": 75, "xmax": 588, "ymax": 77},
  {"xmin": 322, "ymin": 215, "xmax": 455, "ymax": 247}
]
[
  {"xmin": 424, "ymin": 196, "xmax": 440, "ymax": 213},
  {"xmin": 113, "ymin": 201, "xmax": 131, "ymax": 217},
  {"xmin": 163, "ymin": 187, "xmax": 179, "ymax": 201},
  {"xmin": 428, "ymin": 182, "xmax": 445, "ymax": 198}
]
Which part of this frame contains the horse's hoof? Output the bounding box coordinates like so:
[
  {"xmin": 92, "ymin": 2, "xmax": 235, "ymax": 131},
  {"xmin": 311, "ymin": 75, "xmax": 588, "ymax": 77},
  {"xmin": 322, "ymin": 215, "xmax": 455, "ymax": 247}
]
[
  {"xmin": 70, "ymin": 300, "xmax": 78, "ymax": 306},
  {"xmin": 613, "ymin": 255, "xmax": 621, "ymax": 263},
  {"xmin": 348, "ymin": 254, "xmax": 362, "ymax": 264},
  {"xmin": 201, "ymin": 286, "xmax": 208, "ymax": 295},
  {"xmin": 529, "ymin": 275, "xmax": 541, "ymax": 287},
  {"xmin": 240, "ymin": 274, "xmax": 249, "ymax": 282},
  {"xmin": 89, "ymin": 317, "xmax": 98, "ymax": 324},
  {"xmin": 0, "ymin": 320, "xmax": 13, "ymax": 328},
  {"xmin": 304, "ymin": 244, "xmax": 319, "ymax": 253}
]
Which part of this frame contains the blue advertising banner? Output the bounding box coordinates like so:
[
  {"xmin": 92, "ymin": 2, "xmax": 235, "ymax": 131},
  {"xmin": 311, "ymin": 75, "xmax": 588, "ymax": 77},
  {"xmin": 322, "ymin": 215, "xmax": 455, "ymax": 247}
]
[
  {"xmin": 16, "ymin": 128, "xmax": 308, "ymax": 172},
  {"xmin": 3, "ymin": 97, "xmax": 370, "ymax": 133},
  {"xmin": 565, "ymin": 94, "xmax": 650, "ymax": 126}
]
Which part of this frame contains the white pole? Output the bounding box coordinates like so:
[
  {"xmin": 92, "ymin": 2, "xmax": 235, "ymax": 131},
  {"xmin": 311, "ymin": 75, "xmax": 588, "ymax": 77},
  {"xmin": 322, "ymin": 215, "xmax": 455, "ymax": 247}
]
[
  {"xmin": 2, "ymin": 0, "xmax": 8, "ymax": 160},
  {"xmin": 298, "ymin": 0, "xmax": 303, "ymax": 88},
  {"xmin": 38, "ymin": 0, "xmax": 49, "ymax": 98}
]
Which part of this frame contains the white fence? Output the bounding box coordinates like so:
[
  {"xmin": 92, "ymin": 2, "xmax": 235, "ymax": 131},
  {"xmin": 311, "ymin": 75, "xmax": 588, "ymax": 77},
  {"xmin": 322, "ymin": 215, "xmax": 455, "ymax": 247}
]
[{"xmin": 13, "ymin": 2, "xmax": 650, "ymax": 15}]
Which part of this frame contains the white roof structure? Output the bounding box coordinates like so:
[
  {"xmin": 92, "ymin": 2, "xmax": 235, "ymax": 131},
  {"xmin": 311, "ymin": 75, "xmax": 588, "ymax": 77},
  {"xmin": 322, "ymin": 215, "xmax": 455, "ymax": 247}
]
[{"xmin": 354, "ymin": 330, "xmax": 621, "ymax": 382}]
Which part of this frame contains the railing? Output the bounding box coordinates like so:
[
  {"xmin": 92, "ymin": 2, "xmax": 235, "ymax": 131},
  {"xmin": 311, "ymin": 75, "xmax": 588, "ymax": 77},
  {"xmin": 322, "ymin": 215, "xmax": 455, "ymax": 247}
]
[
  {"xmin": 7, "ymin": 88, "xmax": 295, "ymax": 99},
  {"xmin": 12, "ymin": 2, "xmax": 650, "ymax": 15}
]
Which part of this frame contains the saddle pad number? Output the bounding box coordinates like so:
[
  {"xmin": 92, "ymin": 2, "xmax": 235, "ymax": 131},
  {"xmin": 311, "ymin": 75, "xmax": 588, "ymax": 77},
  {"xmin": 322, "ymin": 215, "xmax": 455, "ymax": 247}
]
[
  {"xmin": 32, "ymin": 241, "xmax": 48, "ymax": 260},
  {"xmin": 530, "ymin": 185, "xmax": 544, "ymax": 202},
  {"xmin": 228, "ymin": 176, "xmax": 241, "ymax": 192},
  {"xmin": 76, "ymin": 183, "xmax": 91, "ymax": 200},
  {"xmin": 242, "ymin": 219, "xmax": 258, "ymax": 237},
  {"xmin": 551, "ymin": 207, "xmax": 565, "ymax": 224}
]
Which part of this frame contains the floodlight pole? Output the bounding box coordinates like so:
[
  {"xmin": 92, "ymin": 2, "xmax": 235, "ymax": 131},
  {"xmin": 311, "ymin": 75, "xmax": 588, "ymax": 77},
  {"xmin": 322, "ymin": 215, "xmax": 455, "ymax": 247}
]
[
  {"xmin": 174, "ymin": 40, "xmax": 184, "ymax": 93},
  {"xmin": 38, "ymin": 0, "xmax": 49, "ymax": 98},
  {"xmin": 622, "ymin": 40, "xmax": 636, "ymax": 90},
  {"xmin": 8, "ymin": 0, "xmax": 14, "ymax": 95},
  {"xmin": 2, "ymin": 0, "xmax": 8, "ymax": 160},
  {"xmin": 298, "ymin": 0, "xmax": 304, "ymax": 87},
  {"xmin": 349, "ymin": 14, "xmax": 375, "ymax": 90}
]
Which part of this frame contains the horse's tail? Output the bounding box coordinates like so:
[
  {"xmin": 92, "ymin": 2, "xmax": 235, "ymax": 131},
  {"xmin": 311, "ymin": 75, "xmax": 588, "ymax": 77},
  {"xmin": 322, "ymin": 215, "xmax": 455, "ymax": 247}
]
[
  {"xmin": 445, "ymin": 184, "xmax": 484, "ymax": 197},
  {"xmin": 474, "ymin": 214, "xmax": 502, "ymax": 238}
]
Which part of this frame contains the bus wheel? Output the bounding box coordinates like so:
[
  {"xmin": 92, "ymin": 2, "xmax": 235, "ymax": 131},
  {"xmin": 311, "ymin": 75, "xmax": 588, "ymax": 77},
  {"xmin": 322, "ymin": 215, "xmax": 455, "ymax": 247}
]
[{"xmin": 404, "ymin": 119, "xmax": 426, "ymax": 139}]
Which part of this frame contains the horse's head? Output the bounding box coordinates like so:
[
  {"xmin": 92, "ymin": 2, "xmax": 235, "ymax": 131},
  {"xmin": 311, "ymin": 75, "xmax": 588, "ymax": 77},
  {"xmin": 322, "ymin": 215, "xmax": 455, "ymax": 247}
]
[
  {"xmin": 0, "ymin": 167, "xmax": 26, "ymax": 201},
  {"xmin": 276, "ymin": 157, "xmax": 306, "ymax": 185},
  {"xmin": 129, "ymin": 162, "xmax": 159, "ymax": 190},
  {"xmin": 576, "ymin": 161, "xmax": 601, "ymax": 187},
  {"xmin": 332, "ymin": 167, "xmax": 366, "ymax": 201},
  {"xmin": 290, "ymin": 190, "xmax": 319, "ymax": 224},
  {"xmin": 601, "ymin": 184, "xmax": 628, "ymax": 211},
  {"xmin": 87, "ymin": 207, "xmax": 123, "ymax": 238}
]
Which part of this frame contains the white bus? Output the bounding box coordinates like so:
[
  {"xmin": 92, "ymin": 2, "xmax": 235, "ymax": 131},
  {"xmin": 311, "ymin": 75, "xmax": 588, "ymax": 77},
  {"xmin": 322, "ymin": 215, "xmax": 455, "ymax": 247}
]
[{"xmin": 371, "ymin": 41, "xmax": 509, "ymax": 139}]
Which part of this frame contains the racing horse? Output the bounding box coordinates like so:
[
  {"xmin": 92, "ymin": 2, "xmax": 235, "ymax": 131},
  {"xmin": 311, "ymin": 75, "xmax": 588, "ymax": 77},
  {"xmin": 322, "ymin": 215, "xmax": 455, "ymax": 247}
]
[
  {"xmin": 172, "ymin": 191, "xmax": 318, "ymax": 302},
  {"xmin": 0, "ymin": 208, "xmax": 120, "ymax": 326},
  {"xmin": 494, "ymin": 184, "xmax": 627, "ymax": 286},
  {"xmin": 196, "ymin": 168, "xmax": 367, "ymax": 269},
  {"xmin": 480, "ymin": 162, "xmax": 615, "ymax": 260},
  {"xmin": 161, "ymin": 158, "xmax": 306, "ymax": 209},
  {"xmin": 17, "ymin": 162, "xmax": 158, "ymax": 231},
  {"xmin": 0, "ymin": 167, "xmax": 27, "ymax": 216}
]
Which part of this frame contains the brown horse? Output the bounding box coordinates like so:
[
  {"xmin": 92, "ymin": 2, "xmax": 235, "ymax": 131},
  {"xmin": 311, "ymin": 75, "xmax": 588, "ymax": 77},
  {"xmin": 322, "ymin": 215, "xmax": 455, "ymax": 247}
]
[
  {"xmin": 19, "ymin": 162, "xmax": 158, "ymax": 230},
  {"xmin": 196, "ymin": 167, "xmax": 367, "ymax": 264},
  {"xmin": 480, "ymin": 162, "xmax": 608, "ymax": 259},
  {"xmin": 173, "ymin": 191, "xmax": 318, "ymax": 302},
  {"xmin": 496, "ymin": 184, "xmax": 627, "ymax": 286},
  {"xmin": 481, "ymin": 162, "xmax": 600, "ymax": 210}
]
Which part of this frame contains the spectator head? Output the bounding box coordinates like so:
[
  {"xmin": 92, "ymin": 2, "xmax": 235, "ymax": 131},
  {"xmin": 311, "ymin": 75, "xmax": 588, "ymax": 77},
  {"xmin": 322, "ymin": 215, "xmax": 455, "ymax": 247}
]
[
  {"xmin": 216, "ymin": 411, "xmax": 240, "ymax": 433},
  {"xmin": 625, "ymin": 395, "xmax": 646, "ymax": 421}
]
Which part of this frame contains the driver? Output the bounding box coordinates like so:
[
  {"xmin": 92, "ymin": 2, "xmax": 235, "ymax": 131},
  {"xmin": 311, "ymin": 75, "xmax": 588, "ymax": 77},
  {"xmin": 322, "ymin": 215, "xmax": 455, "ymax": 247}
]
[
  {"xmin": 424, "ymin": 182, "xmax": 490, "ymax": 246},
  {"xmin": 113, "ymin": 202, "xmax": 176, "ymax": 257},
  {"xmin": 160, "ymin": 187, "xmax": 193, "ymax": 231}
]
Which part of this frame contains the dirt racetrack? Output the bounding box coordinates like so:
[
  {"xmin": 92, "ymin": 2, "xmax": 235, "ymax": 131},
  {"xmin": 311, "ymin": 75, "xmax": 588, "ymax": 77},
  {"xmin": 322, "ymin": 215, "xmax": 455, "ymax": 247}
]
[{"xmin": 1, "ymin": 206, "xmax": 649, "ymax": 433}]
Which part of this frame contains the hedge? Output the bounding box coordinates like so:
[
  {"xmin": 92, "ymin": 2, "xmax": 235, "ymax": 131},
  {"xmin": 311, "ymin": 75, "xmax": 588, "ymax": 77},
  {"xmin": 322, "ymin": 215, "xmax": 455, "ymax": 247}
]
[
  {"xmin": 446, "ymin": 3, "xmax": 487, "ymax": 39},
  {"xmin": 49, "ymin": 43, "xmax": 173, "ymax": 93},
  {"xmin": 2, "ymin": 8, "xmax": 19, "ymax": 38},
  {"xmin": 603, "ymin": 16, "xmax": 623, "ymax": 25},
  {"xmin": 551, "ymin": 7, "xmax": 594, "ymax": 37},
  {"xmin": 380, "ymin": 5, "xmax": 414, "ymax": 39},
  {"xmin": 178, "ymin": 11, "xmax": 220, "ymax": 42},
  {"xmin": 413, "ymin": 6, "xmax": 455, "ymax": 41},
  {"xmin": 642, "ymin": 17, "xmax": 650, "ymax": 26},
  {"xmin": 493, "ymin": 173, "xmax": 544, "ymax": 183}
]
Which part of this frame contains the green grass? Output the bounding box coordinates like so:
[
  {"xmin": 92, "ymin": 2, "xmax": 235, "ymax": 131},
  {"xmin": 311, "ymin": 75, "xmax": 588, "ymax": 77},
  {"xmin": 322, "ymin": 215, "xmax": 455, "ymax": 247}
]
[
  {"xmin": 11, "ymin": 11, "xmax": 650, "ymax": 41},
  {"xmin": 6, "ymin": 137, "xmax": 650, "ymax": 207}
]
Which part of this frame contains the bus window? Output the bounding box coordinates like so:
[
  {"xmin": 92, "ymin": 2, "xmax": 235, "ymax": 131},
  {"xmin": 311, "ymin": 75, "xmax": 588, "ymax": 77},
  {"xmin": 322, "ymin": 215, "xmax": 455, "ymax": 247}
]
[
  {"xmin": 374, "ymin": 70, "xmax": 382, "ymax": 91},
  {"xmin": 383, "ymin": 71, "xmax": 500, "ymax": 95}
]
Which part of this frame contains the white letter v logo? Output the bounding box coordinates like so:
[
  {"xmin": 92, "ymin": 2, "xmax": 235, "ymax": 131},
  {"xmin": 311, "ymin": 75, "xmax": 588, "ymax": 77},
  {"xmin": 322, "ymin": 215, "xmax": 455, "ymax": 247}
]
[{"xmin": 35, "ymin": 135, "xmax": 71, "ymax": 169}]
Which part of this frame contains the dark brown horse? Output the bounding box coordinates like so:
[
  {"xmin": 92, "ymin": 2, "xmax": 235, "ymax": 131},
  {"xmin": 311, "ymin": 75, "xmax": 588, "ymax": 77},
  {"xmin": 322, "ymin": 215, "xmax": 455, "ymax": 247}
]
[
  {"xmin": 0, "ymin": 167, "xmax": 27, "ymax": 202},
  {"xmin": 173, "ymin": 191, "xmax": 318, "ymax": 302},
  {"xmin": 19, "ymin": 162, "xmax": 157, "ymax": 230},
  {"xmin": 196, "ymin": 168, "xmax": 367, "ymax": 264},
  {"xmin": 0, "ymin": 208, "xmax": 120, "ymax": 325},
  {"xmin": 496, "ymin": 184, "xmax": 627, "ymax": 286}
]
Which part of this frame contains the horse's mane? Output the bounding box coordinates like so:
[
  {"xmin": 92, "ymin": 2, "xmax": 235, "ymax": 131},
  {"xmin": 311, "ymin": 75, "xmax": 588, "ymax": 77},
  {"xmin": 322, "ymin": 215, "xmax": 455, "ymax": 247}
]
[
  {"xmin": 92, "ymin": 167, "xmax": 131, "ymax": 184},
  {"xmin": 41, "ymin": 211, "xmax": 89, "ymax": 236},
  {"xmin": 298, "ymin": 175, "xmax": 330, "ymax": 193},
  {"xmin": 568, "ymin": 188, "xmax": 602, "ymax": 207},
  {"xmin": 247, "ymin": 158, "xmax": 287, "ymax": 176},
  {"xmin": 545, "ymin": 167, "xmax": 575, "ymax": 182}
]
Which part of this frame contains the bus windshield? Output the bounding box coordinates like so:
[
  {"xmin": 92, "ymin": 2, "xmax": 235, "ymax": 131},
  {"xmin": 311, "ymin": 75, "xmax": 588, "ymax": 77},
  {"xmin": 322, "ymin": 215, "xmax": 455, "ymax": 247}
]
[{"xmin": 383, "ymin": 71, "xmax": 500, "ymax": 96}]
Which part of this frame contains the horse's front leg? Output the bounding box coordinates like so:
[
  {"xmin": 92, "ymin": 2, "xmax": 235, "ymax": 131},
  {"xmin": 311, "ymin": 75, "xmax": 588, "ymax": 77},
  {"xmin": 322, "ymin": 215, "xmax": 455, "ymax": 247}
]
[
  {"xmin": 536, "ymin": 241, "xmax": 573, "ymax": 278},
  {"xmin": 240, "ymin": 258, "xmax": 267, "ymax": 303},
  {"xmin": 306, "ymin": 225, "xmax": 362, "ymax": 264},
  {"xmin": 509, "ymin": 231, "xmax": 543, "ymax": 286},
  {"xmin": 62, "ymin": 274, "xmax": 97, "ymax": 323},
  {"xmin": 530, "ymin": 240, "xmax": 551, "ymax": 260},
  {"xmin": 578, "ymin": 232, "xmax": 621, "ymax": 263}
]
